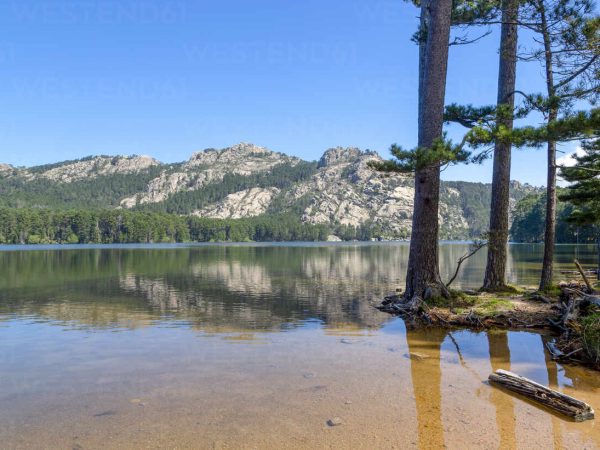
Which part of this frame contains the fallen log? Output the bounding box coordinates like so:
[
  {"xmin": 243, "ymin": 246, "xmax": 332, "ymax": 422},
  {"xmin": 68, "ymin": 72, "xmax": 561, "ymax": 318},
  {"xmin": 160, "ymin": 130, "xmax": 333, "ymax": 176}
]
[
  {"xmin": 560, "ymin": 269, "xmax": 596, "ymax": 274},
  {"xmin": 562, "ymin": 288, "xmax": 600, "ymax": 307},
  {"xmin": 488, "ymin": 369, "xmax": 595, "ymax": 422}
]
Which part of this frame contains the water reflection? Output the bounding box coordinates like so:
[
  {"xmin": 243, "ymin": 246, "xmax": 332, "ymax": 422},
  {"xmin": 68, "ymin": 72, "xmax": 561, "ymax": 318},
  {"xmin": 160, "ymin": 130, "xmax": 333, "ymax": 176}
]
[
  {"xmin": 402, "ymin": 328, "xmax": 600, "ymax": 449},
  {"xmin": 0, "ymin": 243, "xmax": 597, "ymax": 332},
  {"xmin": 1, "ymin": 244, "xmax": 600, "ymax": 449},
  {"xmin": 406, "ymin": 328, "xmax": 446, "ymax": 449},
  {"xmin": 487, "ymin": 331, "xmax": 516, "ymax": 450}
]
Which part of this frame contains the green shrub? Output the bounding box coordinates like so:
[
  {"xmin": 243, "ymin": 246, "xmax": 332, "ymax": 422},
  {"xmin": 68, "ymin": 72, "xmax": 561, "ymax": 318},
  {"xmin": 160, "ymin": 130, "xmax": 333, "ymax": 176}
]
[{"xmin": 581, "ymin": 312, "xmax": 600, "ymax": 365}]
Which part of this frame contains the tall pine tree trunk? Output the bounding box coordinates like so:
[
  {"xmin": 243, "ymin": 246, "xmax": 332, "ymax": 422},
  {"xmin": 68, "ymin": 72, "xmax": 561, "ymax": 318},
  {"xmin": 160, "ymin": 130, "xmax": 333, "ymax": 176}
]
[
  {"xmin": 405, "ymin": 0, "xmax": 453, "ymax": 300},
  {"xmin": 596, "ymin": 227, "xmax": 600, "ymax": 281},
  {"xmin": 418, "ymin": 0, "xmax": 430, "ymax": 131},
  {"xmin": 483, "ymin": 0, "xmax": 519, "ymax": 291},
  {"xmin": 539, "ymin": 0, "xmax": 556, "ymax": 292},
  {"xmin": 540, "ymin": 137, "xmax": 557, "ymax": 290}
]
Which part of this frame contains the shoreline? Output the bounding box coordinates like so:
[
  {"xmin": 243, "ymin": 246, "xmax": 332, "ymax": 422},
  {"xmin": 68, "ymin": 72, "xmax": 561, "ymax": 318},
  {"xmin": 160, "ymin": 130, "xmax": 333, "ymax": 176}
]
[{"xmin": 376, "ymin": 286, "xmax": 600, "ymax": 370}]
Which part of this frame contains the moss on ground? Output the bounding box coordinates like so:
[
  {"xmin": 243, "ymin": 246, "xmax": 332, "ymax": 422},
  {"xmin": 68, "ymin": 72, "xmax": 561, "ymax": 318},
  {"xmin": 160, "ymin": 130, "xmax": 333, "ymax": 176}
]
[
  {"xmin": 454, "ymin": 296, "xmax": 514, "ymax": 316},
  {"xmin": 479, "ymin": 284, "xmax": 523, "ymax": 295},
  {"xmin": 424, "ymin": 291, "xmax": 515, "ymax": 316}
]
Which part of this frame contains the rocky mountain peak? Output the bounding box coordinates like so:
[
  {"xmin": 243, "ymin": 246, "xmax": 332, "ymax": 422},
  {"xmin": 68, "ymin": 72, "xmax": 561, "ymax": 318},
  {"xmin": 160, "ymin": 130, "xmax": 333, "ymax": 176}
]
[
  {"xmin": 318, "ymin": 147, "xmax": 371, "ymax": 168},
  {"xmin": 0, "ymin": 163, "xmax": 14, "ymax": 173},
  {"xmin": 186, "ymin": 143, "xmax": 274, "ymax": 167},
  {"xmin": 35, "ymin": 155, "xmax": 160, "ymax": 183},
  {"xmin": 229, "ymin": 142, "xmax": 270, "ymax": 154}
]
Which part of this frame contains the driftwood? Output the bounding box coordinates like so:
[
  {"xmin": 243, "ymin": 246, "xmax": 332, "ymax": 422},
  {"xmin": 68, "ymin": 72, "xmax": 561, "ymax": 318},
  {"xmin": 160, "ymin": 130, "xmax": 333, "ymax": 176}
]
[
  {"xmin": 574, "ymin": 259, "xmax": 594, "ymax": 293},
  {"xmin": 546, "ymin": 341, "xmax": 565, "ymax": 359},
  {"xmin": 488, "ymin": 369, "xmax": 595, "ymax": 422},
  {"xmin": 563, "ymin": 288, "xmax": 600, "ymax": 307},
  {"xmin": 560, "ymin": 269, "xmax": 596, "ymax": 275},
  {"xmin": 530, "ymin": 293, "xmax": 552, "ymax": 304}
]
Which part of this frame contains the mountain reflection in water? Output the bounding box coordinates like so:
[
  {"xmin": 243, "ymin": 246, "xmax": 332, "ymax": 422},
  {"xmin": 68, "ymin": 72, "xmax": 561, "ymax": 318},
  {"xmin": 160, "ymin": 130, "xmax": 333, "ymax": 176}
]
[{"xmin": 0, "ymin": 243, "xmax": 599, "ymax": 449}]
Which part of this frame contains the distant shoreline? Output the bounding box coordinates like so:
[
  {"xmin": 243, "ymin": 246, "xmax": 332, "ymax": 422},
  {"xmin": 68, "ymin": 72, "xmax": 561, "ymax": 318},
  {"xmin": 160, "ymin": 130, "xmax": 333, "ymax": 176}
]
[{"xmin": 0, "ymin": 241, "xmax": 596, "ymax": 251}]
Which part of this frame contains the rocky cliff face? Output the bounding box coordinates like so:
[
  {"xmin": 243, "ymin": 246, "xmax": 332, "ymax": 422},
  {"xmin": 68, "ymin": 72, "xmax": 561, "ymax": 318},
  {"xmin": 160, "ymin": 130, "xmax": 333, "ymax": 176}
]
[
  {"xmin": 19, "ymin": 155, "xmax": 160, "ymax": 183},
  {"xmin": 0, "ymin": 163, "xmax": 13, "ymax": 174},
  {"xmin": 193, "ymin": 187, "xmax": 280, "ymax": 219},
  {"xmin": 284, "ymin": 147, "xmax": 417, "ymax": 234},
  {"xmin": 120, "ymin": 143, "xmax": 301, "ymax": 207},
  {"xmin": 0, "ymin": 143, "xmax": 540, "ymax": 239}
]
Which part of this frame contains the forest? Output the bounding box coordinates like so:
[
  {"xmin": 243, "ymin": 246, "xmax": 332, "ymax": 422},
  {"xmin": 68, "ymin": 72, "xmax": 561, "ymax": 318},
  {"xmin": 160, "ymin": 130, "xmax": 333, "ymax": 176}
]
[{"xmin": 0, "ymin": 208, "xmax": 383, "ymax": 244}]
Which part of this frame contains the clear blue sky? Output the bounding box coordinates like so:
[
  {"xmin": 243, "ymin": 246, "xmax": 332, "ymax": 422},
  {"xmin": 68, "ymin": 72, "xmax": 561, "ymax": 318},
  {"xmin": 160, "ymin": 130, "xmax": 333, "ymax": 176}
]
[{"xmin": 0, "ymin": 0, "xmax": 583, "ymax": 185}]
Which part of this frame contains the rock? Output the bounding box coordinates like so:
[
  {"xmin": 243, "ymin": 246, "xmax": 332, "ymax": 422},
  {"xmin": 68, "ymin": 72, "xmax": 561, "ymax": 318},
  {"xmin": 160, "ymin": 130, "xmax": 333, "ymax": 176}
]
[
  {"xmin": 121, "ymin": 143, "xmax": 301, "ymax": 208},
  {"xmin": 310, "ymin": 385, "xmax": 327, "ymax": 392},
  {"xmin": 318, "ymin": 147, "xmax": 363, "ymax": 168},
  {"xmin": 39, "ymin": 155, "xmax": 159, "ymax": 183},
  {"xmin": 406, "ymin": 352, "xmax": 430, "ymax": 361},
  {"xmin": 93, "ymin": 410, "xmax": 117, "ymax": 417},
  {"xmin": 0, "ymin": 163, "xmax": 13, "ymax": 174},
  {"xmin": 327, "ymin": 417, "xmax": 343, "ymax": 427},
  {"xmin": 326, "ymin": 234, "xmax": 342, "ymax": 242},
  {"xmin": 193, "ymin": 187, "xmax": 280, "ymax": 219}
]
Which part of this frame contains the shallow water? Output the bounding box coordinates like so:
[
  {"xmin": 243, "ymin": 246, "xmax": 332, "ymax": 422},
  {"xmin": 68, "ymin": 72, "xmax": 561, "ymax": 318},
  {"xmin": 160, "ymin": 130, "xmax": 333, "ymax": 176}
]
[{"xmin": 0, "ymin": 243, "xmax": 599, "ymax": 449}]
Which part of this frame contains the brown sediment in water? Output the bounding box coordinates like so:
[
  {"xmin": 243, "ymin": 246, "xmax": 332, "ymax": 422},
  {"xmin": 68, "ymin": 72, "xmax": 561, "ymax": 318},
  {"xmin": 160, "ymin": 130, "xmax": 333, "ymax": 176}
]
[{"xmin": 3, "ymin": 326, "xmax": 600, "ymax": 449}]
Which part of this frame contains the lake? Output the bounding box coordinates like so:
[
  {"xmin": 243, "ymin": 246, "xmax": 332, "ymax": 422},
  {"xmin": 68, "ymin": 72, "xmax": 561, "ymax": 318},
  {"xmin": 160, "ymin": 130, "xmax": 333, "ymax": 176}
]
[{"xmin": 1, "ymin": 242, "xmax": 599, "ymax": 449}]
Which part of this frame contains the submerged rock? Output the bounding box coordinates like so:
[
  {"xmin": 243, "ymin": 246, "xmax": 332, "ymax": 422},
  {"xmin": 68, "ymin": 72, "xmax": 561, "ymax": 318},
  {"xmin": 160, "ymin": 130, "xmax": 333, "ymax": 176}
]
[{"xmin": 327, "ymin": 417, "xmax": 343, "ymax": 427}]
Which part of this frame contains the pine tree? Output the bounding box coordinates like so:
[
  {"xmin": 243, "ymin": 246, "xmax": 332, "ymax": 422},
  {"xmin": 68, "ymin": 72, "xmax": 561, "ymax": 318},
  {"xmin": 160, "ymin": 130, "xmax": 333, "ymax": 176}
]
[
  {"xmin": 517, "ymin": 0, "xmax": 599, "ymax": 290},
  {"xmin": 559, "ymin": 138, "xmax": 600, "ymax": 275},
  {"xmin": 484, "ymin": 0, "xmax": 519, "ymax": 291},
  {"xmin": 371, "ymin": 0, "xmax": 500, "ymax": 300}
]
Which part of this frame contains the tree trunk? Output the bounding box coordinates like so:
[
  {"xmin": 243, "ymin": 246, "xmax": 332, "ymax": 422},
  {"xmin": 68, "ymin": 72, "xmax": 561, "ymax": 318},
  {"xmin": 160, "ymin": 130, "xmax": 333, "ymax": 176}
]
[
  {"xmin": 418, "ymin": 0, "xmax": 430, "ymax": 132},
  {"xmin": 483, "ymin": 0, "xmax": 519, "ymax": 291},
  {"xmin": 540, "ymin": 138, "xmax": 557, "ymax": 291},
  {"xmin": 538, "ymin": 0, "xmax": 556, "ymax": 292},
  {"xmin": 596, "ymin": 234, "xmax": 600, "ymax": 279},
  {"xmin": 405, "ymin": 0, "xmax": 453, "ymax": 300}
]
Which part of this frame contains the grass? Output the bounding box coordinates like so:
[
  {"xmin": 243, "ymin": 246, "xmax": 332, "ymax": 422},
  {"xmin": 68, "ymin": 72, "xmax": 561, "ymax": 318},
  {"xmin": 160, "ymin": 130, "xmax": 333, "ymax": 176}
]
[
  {"xmin": 580, "ymin": 312, "xmax": 600, "ymax": 366},
  {"xmin": 425, "ymin": 290, "xmax": 515, "ymax": 316},
  {"xmin": 480, "ymin": 284, "xmax": 523, "ymax": 295},
  {"xmin": 455, "ymin": 297, "xmax": 514, "ymax": 316},
  {"xmin": 541, "ymin": 285, "xmax": 562, "ymax": 296}
]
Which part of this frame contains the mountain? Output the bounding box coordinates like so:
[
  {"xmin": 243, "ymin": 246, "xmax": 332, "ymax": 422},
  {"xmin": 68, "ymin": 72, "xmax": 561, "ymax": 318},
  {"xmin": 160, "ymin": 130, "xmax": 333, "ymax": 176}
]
[{"xmin": 0, "ymin": 143, "xmax": 540, "ymax": 239}]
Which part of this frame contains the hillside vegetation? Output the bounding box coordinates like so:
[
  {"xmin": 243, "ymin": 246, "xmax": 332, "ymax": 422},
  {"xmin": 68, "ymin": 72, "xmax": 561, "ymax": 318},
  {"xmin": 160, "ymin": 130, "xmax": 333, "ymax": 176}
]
[{"xmin": 0, "ymin": 143, "xmax": 544, "ymax": 242}]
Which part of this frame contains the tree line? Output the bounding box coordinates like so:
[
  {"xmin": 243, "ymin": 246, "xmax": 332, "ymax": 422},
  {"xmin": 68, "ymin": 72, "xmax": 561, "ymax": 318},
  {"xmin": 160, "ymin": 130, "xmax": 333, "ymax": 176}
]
[
  {"xmin": 0, "ymin": 208, "xmax": 386, "ymax": 245},
  {"xmin": 510, "ymin": 190, "xmax": 599, "ymax": 243}
]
